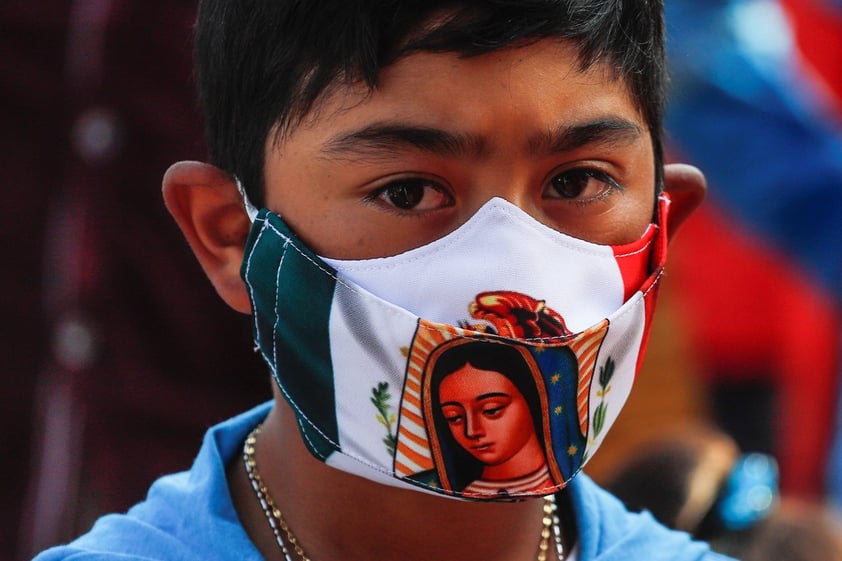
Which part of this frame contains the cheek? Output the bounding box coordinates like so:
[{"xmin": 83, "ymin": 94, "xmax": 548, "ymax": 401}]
[
  {"xmin": 563, "ymin": 195, "xmax": 655, "ymax": 245},
  {"xmin": 266, "ymin": 187, "xmax": 459, "ymax": 260},
  {"xmin": 504, "ymin": 404, "xmax": 535, "ymax": 442},
  {"xmin": 312, "ymin": 214, "xmax": 451, "ymax": 259},
  {"xmin": 447, "ymin": 421, "xmax": 464, "ymax": 439}
]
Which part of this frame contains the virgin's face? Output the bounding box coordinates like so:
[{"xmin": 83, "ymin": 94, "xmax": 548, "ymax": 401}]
[{"xmin": 438, "ymin": 363, "xmax": 536, "ymax": 466}]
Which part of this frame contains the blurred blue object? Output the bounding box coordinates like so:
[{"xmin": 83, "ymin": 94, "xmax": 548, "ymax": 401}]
[{"xmin": 716, "ymin": 453, "xmax": 779, "ymax": 531}]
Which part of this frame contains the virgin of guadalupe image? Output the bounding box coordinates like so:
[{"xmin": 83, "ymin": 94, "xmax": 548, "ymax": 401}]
[
  {"xmin": 425, "ymin": 339, "xmax": 568, "ymax": 496},
  {"xmin": 392, "ymin": 291, "xmax": 608, "ymax": 498}
]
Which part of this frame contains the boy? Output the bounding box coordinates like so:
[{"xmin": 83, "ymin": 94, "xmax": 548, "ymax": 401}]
[{"xmin": 35, "ymin": 1, "xmax": 732, "ymax": 560}]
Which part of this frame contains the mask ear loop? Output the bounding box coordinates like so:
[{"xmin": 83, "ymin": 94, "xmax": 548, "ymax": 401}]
[
  {"xmin": 650, "ymin": 192, "xmax": 671, "ymax": 270},
  {"xmin": 235, "ymin": 176, "xmax": 260, "ymax": 223}
]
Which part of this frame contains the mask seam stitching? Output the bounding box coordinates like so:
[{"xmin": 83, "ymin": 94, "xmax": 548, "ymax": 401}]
[
  {"xmin": 244, "ymin": 217, "xmax": 270, "ymax": 353},
  {"xmin": 247, "ymin": 227, "xmax": 346, "ymax": 456},
  {"xmin": 272, "ymin": 238, "xmax": 292, "ymax": 380}
]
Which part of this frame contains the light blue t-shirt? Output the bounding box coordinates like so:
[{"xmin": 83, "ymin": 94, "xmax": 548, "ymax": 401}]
[{"xmin": 34, "ymin": 402, "xmax": 736, "ymax": 561}]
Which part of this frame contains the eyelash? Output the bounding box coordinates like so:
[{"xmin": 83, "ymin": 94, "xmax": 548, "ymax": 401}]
[
  {"xmin": 363, "ymin": 166, "xmax": 624, "ymax": 215},
  {"xmin": 362, "ymin": 177, "xmax": 454, "ymax": 216},
  {"xmin": 544, "ymin": 167, "xmax": 624, "ymax": 206}
]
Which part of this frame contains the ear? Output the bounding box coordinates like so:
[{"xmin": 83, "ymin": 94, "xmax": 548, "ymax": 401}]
[
  {"xmin": 162, "ymin": 161, "xmax": 253, "ymax": 314},
  {"xmin": 663, "ymin": 163, "xmax": 707, "ymax": 239}
]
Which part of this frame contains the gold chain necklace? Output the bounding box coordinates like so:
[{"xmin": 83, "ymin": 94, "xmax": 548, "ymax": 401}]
[{"xmin": 243, "ymin": 424, "xmax": 565, "ymax": 561}]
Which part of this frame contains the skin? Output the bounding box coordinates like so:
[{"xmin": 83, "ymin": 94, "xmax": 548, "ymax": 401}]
[
  {"xmin": 439, "ymin": 364, "xmax": 547, "ymax": 481},
  {"xmin": 163, "ymin": 38, "xmax": 706, "ymax": 561}
]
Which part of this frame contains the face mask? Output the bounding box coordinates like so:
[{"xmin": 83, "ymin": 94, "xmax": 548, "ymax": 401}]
[{"xmin": 240, "ymin": 192, "xmax": 670, "ymax": 501}]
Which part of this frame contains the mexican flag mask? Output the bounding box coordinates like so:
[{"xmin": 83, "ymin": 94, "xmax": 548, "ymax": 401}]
[{"xmin": 240, "ymin": 194, "xmax": 670, "ymax": 500}]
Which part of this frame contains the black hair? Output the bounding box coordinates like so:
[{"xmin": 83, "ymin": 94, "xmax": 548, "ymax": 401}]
[
  {"xmin": 427, "ymin": 339, "xmax": 546, "ymax": 493},
  {"xmin": 195, "ymin": 0, "xmax": 666, "ymax": 206}
]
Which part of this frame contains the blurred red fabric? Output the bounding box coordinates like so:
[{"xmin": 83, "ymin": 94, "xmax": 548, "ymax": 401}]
[
  {"xmin": 668, "ymin": 203, "xmax": 840, "ymax": 496},
  {"xmin": 780, "ymin": 0, "xmax": 842, "ymax": 112}
]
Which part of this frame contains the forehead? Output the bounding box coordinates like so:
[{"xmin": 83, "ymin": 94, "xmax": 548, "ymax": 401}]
[
  {"xmin": 440, "ymin": 364, "xmax": 519, "ymax": 394},
  {"xmin": 274, "ymin": 39, "xmax": 642, "ymax": 151}
]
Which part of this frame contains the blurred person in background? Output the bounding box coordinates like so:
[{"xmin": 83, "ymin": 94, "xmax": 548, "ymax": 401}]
[
  {"xmin": 606, "ymin": 427, "xmax": 741, "ymax": 535},
  {"xmin": 1, "ymin": 3, "xmax": 267, "ymax": 559},
  {"xmin": 606, "ymin": 427, "xmax": 842, "ymax": 561},
  {"xmin": 721, "ymin": 499, "xmax": 842, "ymax": 561}
]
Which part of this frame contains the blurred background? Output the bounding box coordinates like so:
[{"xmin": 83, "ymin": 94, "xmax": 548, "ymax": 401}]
[
  {"xmin": 0, "ymin": 3, "xmax": 268, "ymax": 559},
  {"xmin": 2, "ymin": 1, "xmax": 840, "ymax": 560}
]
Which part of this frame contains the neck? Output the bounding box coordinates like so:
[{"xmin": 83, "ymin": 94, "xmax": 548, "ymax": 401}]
[{"xmin": 229, "ymin": 395, "xmax": 574, "ymax": 561}]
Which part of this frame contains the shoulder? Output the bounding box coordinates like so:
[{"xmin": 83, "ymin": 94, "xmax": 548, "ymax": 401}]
[
  {"xmin": 568, "ymin": 474, "xmax": 738, "ymax": 561},
  {"xmin": 31, "ymin": 508, "xmax": 208, "ymax": 561},
  {"xmin": 32, "ymin": 404, "xmax": 273, "ymax": 561},
  {"xmin": 31, "ymin": 511, "xmax": 201, "ymax": 561}
]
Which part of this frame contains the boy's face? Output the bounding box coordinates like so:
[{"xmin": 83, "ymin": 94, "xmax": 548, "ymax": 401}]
[{"xmin": 262, "ymin": 39, "xmax": 657, "ymax": 260}]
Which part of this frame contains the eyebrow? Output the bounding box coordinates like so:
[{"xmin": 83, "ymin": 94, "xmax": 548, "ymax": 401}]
[
  {"xmin": 476, "ymin": 392, "xmax": 512, "ymax": 401},
  {"xmin": 440, "ymin": 392, "xmax": 511, "ymax": 407},
  {"xmin": 321, "ymin": 117, "xmax": 642, "ymax": 161},
  {"xmin": 323, "ymin": 123, "xmax": 485, "ymax": 160},
  {"xmin": 528, "ymin": 118, "xmax": 642, "ymax": 155}
]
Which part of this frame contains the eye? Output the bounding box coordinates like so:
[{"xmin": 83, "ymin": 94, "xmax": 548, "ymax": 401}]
[
  {"xmin": 442, "ymin": 406, "xmax": 465, "ymax": 425},
  {"xmin": 368, "ymin": 177, "xmax": 453, "ymax": 213},
  {"xmin": 483, "ymin": 403, "xmax": 508, "ymax": 419},
  {"xmin": 544, "ymin": 168, "xmax": 622, "ymax": 203}
]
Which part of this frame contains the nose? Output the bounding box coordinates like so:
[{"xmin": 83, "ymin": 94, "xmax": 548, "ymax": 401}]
[
  {"xmin": 465, "ymin": 170, "xmax": 533, "ymax": 217},
  {"xmin": 464, "ymin": 410, "xmax": 486, "ymax": 439}
]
